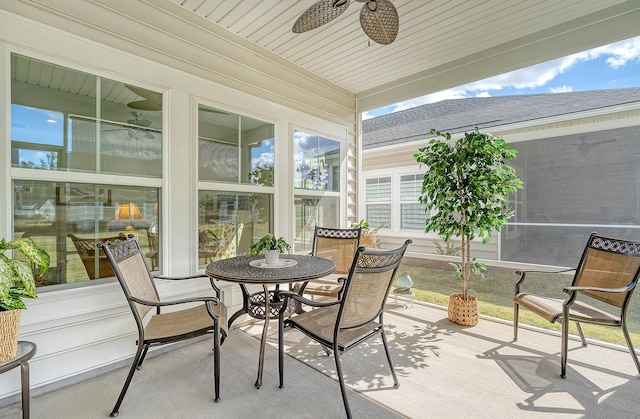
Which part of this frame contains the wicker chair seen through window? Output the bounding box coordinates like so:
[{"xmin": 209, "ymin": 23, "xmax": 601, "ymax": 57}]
[
  {"xmin": 514, "ymin": 232, "xmax": 640, "ymax": 378},
  {"xmin": 98, "ymin": 236, "xmax": 228, "ymax": 417},
  {"xmin": 292, "ymin": 226, "xmax": 361, "ymax": 302},
  {"xmin": 278, "ymin": 239, "xmax": 411, "ymax": 419},
  {"xmin": 67, "ymin": 233, "xmax": 128, "ymax": 279}
]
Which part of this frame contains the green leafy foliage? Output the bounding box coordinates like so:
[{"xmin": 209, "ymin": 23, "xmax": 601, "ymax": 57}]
[
  {"xmin": 350, "ymin": 219, "xmax": 385, "ymax": 234},
  {"xmin": 250, "ymin": 234, "xmax": 291, "ymax": 256},
  {"xmin": 433, "ymin": 239, "xmax": 460, "ymax": 256},
  {"xmin": 414, "ymin": 128, "xmax": 523, "ymax": 300},
  {"xmin": 0, "ymin": 237, "xmax": 50, "ymax": 311}
]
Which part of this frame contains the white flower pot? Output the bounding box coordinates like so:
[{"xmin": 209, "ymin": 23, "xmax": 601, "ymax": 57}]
[{"xmin": 265, "ymin": 250, "xmax": 280, "ymax": 266}]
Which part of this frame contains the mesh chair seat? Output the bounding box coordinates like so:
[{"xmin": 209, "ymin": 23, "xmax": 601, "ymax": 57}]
[
  {"xmin": 293, "ymin": 274, "xmax": 345, "ymax": 297},
  {"xmin": 145, "ymin": 303, "xmax": 228, "ymax": 342},
  {"xmin": 288, "ymin": 304, "xmax": 382, "ymax": 350},
  {"xmin": 513, "ymin": 293, "xmax": 620, "ymax": 324}
]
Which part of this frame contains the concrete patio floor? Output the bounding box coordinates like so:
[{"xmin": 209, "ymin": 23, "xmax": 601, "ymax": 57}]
[{"xmin": 2, "ymin": 300, "xmax": 640, "ymax": 418}]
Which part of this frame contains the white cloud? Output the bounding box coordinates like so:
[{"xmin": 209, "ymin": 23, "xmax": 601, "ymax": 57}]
[
  {"xmin": 362, "ymin": 111, "xmax": 375, "ymax": 120},
  {"xmin": 549, "ymin": 85, "xmax": 573, "ymax": 93},
  {"xmin": 371, "ymin": 35, "xmax": 640, "ymax": 116},
  {"xmin": 252, "ymin": 151, "xmax": 274, "ymax": 169}
]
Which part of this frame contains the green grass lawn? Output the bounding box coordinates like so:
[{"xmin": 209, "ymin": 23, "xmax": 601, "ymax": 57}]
[{"xmin": 399, "ymin": 257, "xmax": 640, "ymax": 348}]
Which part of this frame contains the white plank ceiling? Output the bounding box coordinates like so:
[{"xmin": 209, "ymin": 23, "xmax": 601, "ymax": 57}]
[{"xmin": 166, "ymin": 0, "xmax": 639, "ymax": 100}]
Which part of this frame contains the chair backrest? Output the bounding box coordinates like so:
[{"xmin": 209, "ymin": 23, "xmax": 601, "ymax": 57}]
[
  {"xmin": 67, "ymin": 233, "xmax": 128, "ymax": 279},
  {"xmin": 572, "ymin": 233, "xmax": 640, "ymax": 308},
  {"xmin": 312, "ymin": 226, "xmax": 362, "ymax": 275},
  {"xmin": 98, "ymin": 236, "xmax": 160, "ymax": 323},
  {"xmin": 338, "ymin": 239, "xmax": 411, "ymax": 329}
]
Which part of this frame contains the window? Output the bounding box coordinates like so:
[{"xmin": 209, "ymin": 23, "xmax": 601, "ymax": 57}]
[
  {"xmin": 11, "ymin": 55, "xmax": 163, "ymax": 177},
  {"xmin": 294, "ymin": 195, "xmax": 340, "ymax": 253},
  {"xmin": 400, "ymin": 174, "xmax": 425, "ymax": 230},
  {"xmin": 13, "ymin": 181, "xmax": 159, "ymax": 285},
  {"xmin": 293, "ymin": 131, "xmax": 340, "ymax": 192},
  {"xmin": 11, "ymin": 53, "xmax": 164, "ymax": 288},
  {"xmin": 198, "ymin": 105, "xmax": 274, "ymax": 185},
  {"xmin": 293, "ymin": 130, "xmax": 341, "ymax": 252},
  {"xmin": 197, "ymin": 106, "xmax": 275, "ymax": 265},
  {"xmin": 197, "ymin": 191, "xmax": 271, "ymax": 268},
  {"xmin": 365, "ymin": 177, "xmax": 391, "ymax": 229}
]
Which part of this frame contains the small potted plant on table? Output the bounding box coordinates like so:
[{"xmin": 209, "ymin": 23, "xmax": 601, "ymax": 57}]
[
  {"xmin": 250, "ymin": 234, "xmax": 291, "ymax": 266},
  {"xmin": 0, "ymin": 237, "xmax": 50, "ymax": 360}
]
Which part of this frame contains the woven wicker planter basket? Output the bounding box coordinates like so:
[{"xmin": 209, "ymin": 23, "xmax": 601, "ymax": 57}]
[
  {"xmin": 447, "ymin": 293, "xmax": 479, "ymax": 326},
  {"xmin": 0, "ymin": 309, "xmax": 21, "ymax": 361},
  {"xmin": 358, "ymin": 234, "xmax": 376, "ymax": 249}
]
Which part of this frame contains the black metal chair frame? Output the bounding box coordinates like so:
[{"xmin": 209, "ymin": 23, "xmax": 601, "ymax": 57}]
[
  {"xmin": 99, "ymin": 236, "xmax": 227, "ymax": 417},
  {"xmin": 277, "ymin": 240, "xmax": 411, "ymax": 419},
  {"xmin": 514, "ymin": 232, "xmax": 640, "ymax": 378}
]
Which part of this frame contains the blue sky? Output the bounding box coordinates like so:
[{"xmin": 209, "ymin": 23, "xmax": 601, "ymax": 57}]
[{"xmin": 363, "ymin": 35, "xmax": 640, "ymax": 119}]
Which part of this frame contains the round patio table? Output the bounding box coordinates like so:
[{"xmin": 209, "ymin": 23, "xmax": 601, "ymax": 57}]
[{"xmin": 206, "ymin": 254, "xmax": 335, "ymax": 389}]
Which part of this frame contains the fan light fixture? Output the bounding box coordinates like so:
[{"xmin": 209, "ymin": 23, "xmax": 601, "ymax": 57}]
[{"xmin": 293, "ymin": 0, "xmax": 399, "ymax": 45}]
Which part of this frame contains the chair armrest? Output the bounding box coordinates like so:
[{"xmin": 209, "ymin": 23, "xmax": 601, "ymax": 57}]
[
  {"xmin": 276, "ymin": 290, "xmax": 340, "ymax": 313},
  {"xmin": 128, "ymin": 295, "xmax": 221, "ymax": 308},
  {"xmin": 563, "ymin": 284, "xmax": 634, "ymax": 294},
  {"xmin": 516, "ymin": 267, "xmax": 575, "ymax": 276},
  {"xmin": 515, "ymin": 268, "xmax": 576, "ymax": 293},
  {"xmin": 153, "ymin": 274, "xmax": 209, "ymax": 281}
]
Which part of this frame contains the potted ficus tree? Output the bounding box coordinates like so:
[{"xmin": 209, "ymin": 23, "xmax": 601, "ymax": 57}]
[
  {"xmin": 250, "ymin": 234, "xmax": 291, "ymax": 266},
  {"xmin": 0, "ymin": 237, "xmax": 50, "ymax": 360},
  {"xmin": 414, "ymin": 128, "xmax": 522, "ymax": 326}
]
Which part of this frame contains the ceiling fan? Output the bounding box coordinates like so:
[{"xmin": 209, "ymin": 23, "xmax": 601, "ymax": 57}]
[
  {"xmin": 292, "ymin": 0, "xmax": 399, "ymax": 45},
  {"xmin": 125, "ymin": 85, "xmax": 228, "ymax": 115},
  {"xmin": 125, "ymin": 84, "xmax": 162, "ymax": 111},
  {"xmin": 127, "ymin": 111, "xmax": 155, "ymax": 140}
]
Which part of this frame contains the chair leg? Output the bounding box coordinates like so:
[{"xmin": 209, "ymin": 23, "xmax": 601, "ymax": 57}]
[
  {"xmin": 278, "ymin": 314, "xmax": 285, "ymax": 389},
  {"xmin": 110, "ymin": 343, "xmax": 145, "ymax": 417},
  {"xmin": 213, "ymin": 320, "xmax": 221, "ymax": 402},
  {"xmin": 136, "ymin": 344, "xmax": 150, "ymax": 370},
  {"xmin": 333, "ymin": 345, "xmax": 352, "ymax": 419},
  {"xmin": 575, "ymin": 322, "xmax": 587, "ymax": 346},
  {"xmin": 561, "ymin": 308, "xmax": 569, "ymax": 379},
  {"xmin": 380, "ymin": 328, "xmax": 399, "ymax": 387},
  {"xmin": 513, "ymin": 303, "xmax": 519, "ymax": 341},
  {"xmin": 621, "ymin": 321, "xmax": 640, "ymax": 375}
]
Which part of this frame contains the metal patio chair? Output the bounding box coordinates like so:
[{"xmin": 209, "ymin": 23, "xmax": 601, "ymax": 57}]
[
  {"xmin": 98, "ymin": 236, "xmax": 227, "ymax": 417},
  {"xmin": 278, "ymin": 240, "xmax": 411, "ymax": 419},
  {"xmin": 292, "ymin": 226, "xmax": 361, "ymax": 304},
  {"xmin": 514, "ymin": 232, "xmax": 640, "ymax": 378}
]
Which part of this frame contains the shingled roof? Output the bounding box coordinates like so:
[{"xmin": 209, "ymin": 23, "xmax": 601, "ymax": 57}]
[{"xmin": 362, "ymin": 88, "xmax": 640, "ymax": 149}]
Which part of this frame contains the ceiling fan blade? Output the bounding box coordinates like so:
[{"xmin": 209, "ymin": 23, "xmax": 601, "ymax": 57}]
[
  {"xmin": 359, "ymin": 0, "xmax": 399, "ymax": 45},
  {"xmin": 124, "ymin": 84, "xmax": 162, "ymax": 101},
  {"xmin": 127, "ymin": 99, "xmax": 162, "ymax": 111},
  {"xmin": 292, "ymin": 0, "xmax": 351, "ymax": 33}
]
